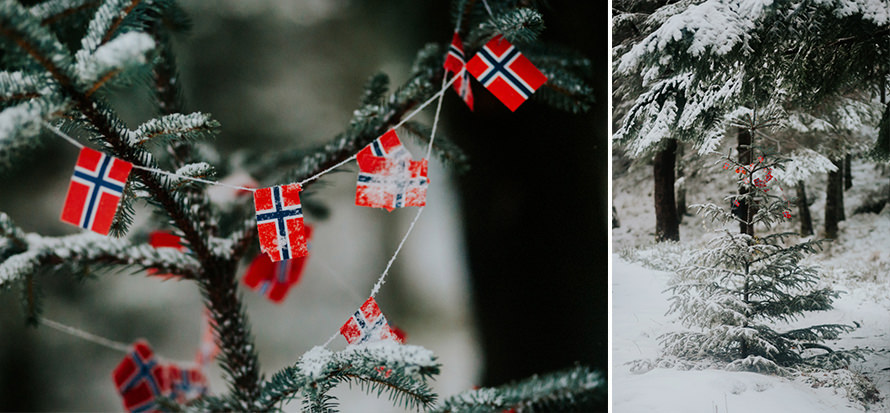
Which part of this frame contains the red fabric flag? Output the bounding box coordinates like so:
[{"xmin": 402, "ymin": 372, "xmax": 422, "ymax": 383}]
[
  {"xmin": 147, "ymin": 231, "xmax": 188, "ymax": 278},
  {"xmin": 466, "ymin": 35, "xmax": 547, "ymax": 111},
  {"xmin": 340, "ymin": 297, "xmax": 398, "ymax": 345},
  {"xmin": 355, "ymin": 130, "xmax": 429, "ymax": 211},
  {"xmin": 254, "ymin": 183, "xmax": 307, "ymax": 262},
  {"xmin": 112, "ymin": 340, "xmax": 170, "ymax": 413},
  {"xmin": 60, "ymin": 147, "xmax": 132, "ymax": 235},
  {"xmin": 165, "ymin": 364, "xmax": 208, "ymax": 404},
  {"xmin": 444, "ymin": 32, "xmax": 474, "ymax": 110},
  {"xmin": 242, "ymin": 226, "xmax": 312, "ymax": 303}
]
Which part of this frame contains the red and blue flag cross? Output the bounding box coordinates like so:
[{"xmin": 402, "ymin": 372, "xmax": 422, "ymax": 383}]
[
  {"xmin": 340, "ymin": 297, "xmax": 396, "ymax": 344},
  {"xmin": 255, "ymin": 184, "xmax": 307, "ymax": 262},
  {"xmin": 61, "ymin": 147, "xmax": 132, "ymax": 235},
  {"xmin": 444, "ymin": 32, "xmax": 474, "ymax": 110},
  {"xmin": 467, "ymin": 35, "xmax": 547, "ymax": 112},
  {"xmin": 112, "ymin": 341, "xmax": 168, "ymax": 413},
  {"xmin": 167, "ymin": 365, "xmax": 207, "ymax": 404}
]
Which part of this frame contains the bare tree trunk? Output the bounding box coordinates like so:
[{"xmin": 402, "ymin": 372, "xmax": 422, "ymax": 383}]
[
  {"xmin": 796, "ymin": 180, "xmax": 813, "ymax": 236},
  {"xmin": 676, "ymin": 142, "xmax": 687, "ymax": 223},
  {"xmin": 844, "ymin": 154, "xmax": 853, "ymax": 190},
  {"xmin": 838, "ymin": 156, "xmax": 846, "ymax": 221},
  {"xmin": 654, "ymin": 138, "xmax": 680, "ymax": 242},
  {"xmin": 737, "ymin": 129, "xmax": 754, "ymax": 236},
  {"xmin": 825, "ymin": 158, "xmax": 843, "ymax": 238}
]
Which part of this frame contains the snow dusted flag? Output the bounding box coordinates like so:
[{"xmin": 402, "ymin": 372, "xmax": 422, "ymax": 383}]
[
  {"xmin": 254, "ymin": 183, "xmax": 308, "ymax": 262},
  {"xmin": 243, "ymin": 226, "xmax": 312, "ymax": 303},
  {"xmin": 340, "ymin": 297, "xmax": 398, "ymax": 345},
  {"xmin": 355, "ymin": 130, "xmax": 429, "ymax": 211},
  {"xmin": 165, "ymin": 364, "xmax": 208, "ymax": 404},
  {"xmin": 444, "ymin": 32, "xmax": 474, "ymax": 110},
  {"xmin": 466, "ymin": 35, "xmax": 547, "ymax": 111},
  {"xmin": 112, "ymin": 340, "xmax": 169, "ymax": 413},
  {"xmin": 60, "ymin": 147, "xmax": 132, "ymax": 235}
]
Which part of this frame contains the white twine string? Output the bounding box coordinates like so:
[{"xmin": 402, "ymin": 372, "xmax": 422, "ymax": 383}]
[
  {"xmin": 131, "ymin": 164, "xmax": 257, "ymax": 192},
  {"xmin": 41, "ymin": 74, "xmax": 459, "ymax": 192},
  {"xmin": 42, "ymin": 121, "xmax": 84, "ymax": 149},
  {"xmin": 39, "ymin": 316, "xmax": 197, "ymax": 366},
  {"xmin": 481, "ymin": 0, "xmax": 495, "ymax": 19},
  {"xmin": 39, "ymin": 316, "xmax": 132, "ymax": 353}
]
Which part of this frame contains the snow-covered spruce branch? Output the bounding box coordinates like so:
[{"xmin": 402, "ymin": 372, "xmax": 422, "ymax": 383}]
[
  {"xmin": 0, "ymin": 225, "xmax": 201, "ymax": 288},
  {"xmin": 433, "ymin": 366, "xmax": 604, "ymax": 413},
  {"xmin": 190, "ymin": 343, "xmax": 440, "ymax": 412}
]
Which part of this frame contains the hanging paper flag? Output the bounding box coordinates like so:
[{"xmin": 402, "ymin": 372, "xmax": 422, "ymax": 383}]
[
  {"xmin": 466, "ymin": 35, "xmax": 547, "ymax": 111},
  {"xmin": 243, "ymin": 226, "xmax": 313, "ymax": 303},
  {"xmin": 112, "ymin": 340, "xmax": 170, "ymax": 413},
  {"xmin": 147, "ymin": 231, "xmax": 188, "ymax": 278},
  {"xmin": 195, "ymin": 309, "xmax": 220, "ymax": 366},
  {"xmin": 165, "ymin": 364, "xmax": 208, "ymax": 404},
  {"xmin": 389, "ymin": 325, "xmax": 407, "ymax": 344},
  {"xmin": 340, "ymin": 297, "xmax": 399, "ymax": 345},
  {"xmin": 60, "ymin": 147, "xmax": 133, "ymax": 235},
  {"xmin": 355, "ymin": 131, "xmax": 429, "ymax": 212},
  {"xmin": 254, "ymin": 183, "xmax": 308, "ymax": 262},
  {"xmin": 443, "ymin": 32, "xmax": 474, "ymax": 110}
]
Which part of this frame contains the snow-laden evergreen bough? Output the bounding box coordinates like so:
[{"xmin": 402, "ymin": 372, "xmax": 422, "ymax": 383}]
[{"xmin": 0, "ymin": 0, "xmax": 600, "ymax": 411}]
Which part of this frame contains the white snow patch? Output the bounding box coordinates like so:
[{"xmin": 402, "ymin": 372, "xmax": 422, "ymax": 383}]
[{"xmin": 297, "ymin": 345, "xmax": 333, "ymax": 379}]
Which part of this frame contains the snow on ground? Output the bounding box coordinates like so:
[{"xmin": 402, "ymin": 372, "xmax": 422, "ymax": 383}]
[
  {"xmin": 613, "ymin": 147, "xmax": 890, "ymax": 412},
  {"xmin": 613, "ymin": 256, "xmax": 888, "ymax": 412}
]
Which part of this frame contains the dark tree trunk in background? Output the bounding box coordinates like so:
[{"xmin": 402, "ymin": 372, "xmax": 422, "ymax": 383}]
[
  {"xmin": 737, "ymin": 129, "xmax": 754, "ymax": 236},
  {"xmin": 654, "ymin": 138, "xmax": 679, "ymax": 241},
  {"xmin": 844, "ymin": 154, "xmax": 853, "ymax": 190},
  {"xmin": 797, "ymin": 180, "xmax": 814, "ymax": 236},
  {"xmin": 436, "ymin": 1, "xmax": 606, "ymax": 397},
  {"xmin": 675, "ymin": 142, "xmax": 687, "ymax": 222},
  {"xmin": 837, "ymin": 156, "xmax": 846, "ymax": 222},
  {"xmin": 825, "ymin": 159, "xmax": 843, "ymax": 238}
]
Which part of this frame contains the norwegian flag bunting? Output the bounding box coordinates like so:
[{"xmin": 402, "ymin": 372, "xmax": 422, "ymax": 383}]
[
  {"xmin": 466, "ymin": 35, "xmax": 547, "ymax": 111},
  {"xmin": 355, "ymin": 130, "xmax": 429, "ymax": 212},
  {"xmin": 165, "ymin": 364, "xmax": 208, "ymax": 404},
  {"xmin": 254, "ymin": 183, "xmax": 308, "ymax": 262},
  {"xmin": 112, "ymin": 340, "xmax": 170, "ymax": 413},
  {"xmin": 243, "ymin": 226, "xmax": 312, "ymax": 303},
  {"xmin": 194, "ymin": 310, "xmax": 220, "ymax": 366},
  {"xmin": 147, "ymin": 231, "xmax": 188, "ymax": 278},
  {"xmin": 60, "ymin": 147, "xmax": 133, "ymax": 235},
  {"xmin": 444, "ymin": 32, "xmax": 474, "ymax": 110},
  {"xmin": 340, "ymin": 297, "xmax": 399, "ymax": 345}
]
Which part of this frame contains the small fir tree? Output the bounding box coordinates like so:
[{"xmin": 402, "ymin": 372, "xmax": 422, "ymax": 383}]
[{"xmin": 661, "ymin": 114, "xmax": 860, "ymax": 373}]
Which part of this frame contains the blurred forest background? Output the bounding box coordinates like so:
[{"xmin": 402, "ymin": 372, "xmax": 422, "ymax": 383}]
[{"xmin": 0, "ymin": 0, "xmax": 605, "ymax": 411}]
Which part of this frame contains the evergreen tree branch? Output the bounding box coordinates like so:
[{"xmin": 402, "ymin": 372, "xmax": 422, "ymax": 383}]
[
  {"xmin": 31, "ymin": 0, "xmax": 101, "ymax": 26},
  {"xmin": 434, "ymin": 366, "xmax": 604, "ymax": 413}
]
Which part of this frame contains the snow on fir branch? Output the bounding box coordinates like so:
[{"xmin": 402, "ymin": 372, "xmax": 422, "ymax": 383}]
[
  {"xmin": 131, "ymin": 112, "xmax": 219, "ymax": 146},
  {"xmin": 0, "ymin": 213, "xmax": 201, "ymax": 288},
  {"xmin": 433, "ymin": 365, "xmax": 605, "ymax": 413},
  {"xmin": 73, "ymin": 31, "xmax": 154, "ymax": 88}
]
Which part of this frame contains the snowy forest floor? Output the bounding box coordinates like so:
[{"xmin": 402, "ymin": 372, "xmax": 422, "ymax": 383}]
[{"xmin": 612, "ymin": 147, "xmax": 890, "ymax": 412}]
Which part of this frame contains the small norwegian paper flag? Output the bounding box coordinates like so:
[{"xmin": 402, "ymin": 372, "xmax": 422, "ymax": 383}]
[
  {"xmin": 355, "ymin": 131, "xmax": 429, "ymax": 212},
  {"xmin": 254, "ymin": 183, "xmax": 308, "ymax": 262},
  {"xmin": 340, "ymin": 297, "xmax": 398, "ymax": 345},
  {"xmin": 444, "ymin": 32, "xmax": 474, "ymax": 110},
  {"xmin": 147, "ymin": 231, "xmax": 188, "ymax": 278},
  {"xmin": 195, "ymin": 310, "xmax": 220, "ymax": 366},
  {"xmin": 112, "ymin": 340, "xmax": 170, "ymax": 413},
  {"xmin": 466, "ymin": 35, "xmax": 548, "ymax": 111},
  {"xmin": 243, "ymin": 226, "xmax": 312, "ymax": 303},
  {"xmin": 60, "ymin": 147, "xmax": 133, "ymax": 235},
  {"xmin": 165, "ymin": 364, "xmax": 208, "ymax": 404}
]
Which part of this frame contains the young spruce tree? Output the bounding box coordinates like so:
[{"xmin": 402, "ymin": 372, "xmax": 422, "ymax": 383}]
[
  {"xmin": 661, "ymin": 112, "xmax": 860, "ymax": 374},
  {"xmin": 0, "ymin": 0, "xmax": 601, "ymax": 411}
]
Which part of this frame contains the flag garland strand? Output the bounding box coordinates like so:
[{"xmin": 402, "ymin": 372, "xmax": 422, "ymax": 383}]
[{"xmin": 29, "ymin": 14, "xmax": 550, "ymax": 409}]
